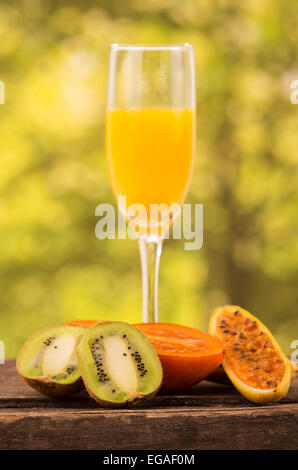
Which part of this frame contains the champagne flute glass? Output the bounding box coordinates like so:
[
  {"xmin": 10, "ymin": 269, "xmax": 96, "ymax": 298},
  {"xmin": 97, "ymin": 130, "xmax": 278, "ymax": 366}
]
[{"xmin": 106, "ymin": 44, "xmax": 196, "ymax": 323}]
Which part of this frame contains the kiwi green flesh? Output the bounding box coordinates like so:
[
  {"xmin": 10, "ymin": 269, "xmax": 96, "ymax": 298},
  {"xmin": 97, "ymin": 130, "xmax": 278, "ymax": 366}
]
[
  {"xmin": 77, "ymin": 321, "xmax": 163, "ymax": 406},
  {"xmin": 17, "ymin": 325, "xmax": 87, "ymax": 386}
]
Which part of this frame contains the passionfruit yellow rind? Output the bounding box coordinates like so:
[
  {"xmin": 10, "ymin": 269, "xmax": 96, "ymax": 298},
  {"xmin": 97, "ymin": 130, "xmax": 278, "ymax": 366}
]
[{"xmin": 209, "ymin": 305, "xmax": 291, "ymax": 404}]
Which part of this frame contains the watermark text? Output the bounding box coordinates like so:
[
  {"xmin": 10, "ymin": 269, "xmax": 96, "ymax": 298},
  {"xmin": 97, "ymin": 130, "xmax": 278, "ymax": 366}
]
[{"xmin": 95, "ymin": 197, "xmax": 203, "ymax": 250}]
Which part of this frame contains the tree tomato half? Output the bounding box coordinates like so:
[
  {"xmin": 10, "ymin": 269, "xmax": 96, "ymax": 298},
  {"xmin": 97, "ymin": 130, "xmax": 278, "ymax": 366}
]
[{"xmin": 134, "ymin": 323, "xmax": 224, "ymax": 393}]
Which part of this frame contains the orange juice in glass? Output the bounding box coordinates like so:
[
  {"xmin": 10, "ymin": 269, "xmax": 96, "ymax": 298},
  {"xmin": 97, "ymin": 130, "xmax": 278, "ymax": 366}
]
[
  {"xmin": 106, "ymin": 107, "xmax": 195, "ymax": 232},
  {"xmin": 106, "ymin": 44, "xmax": 196, "ymax": 322}
]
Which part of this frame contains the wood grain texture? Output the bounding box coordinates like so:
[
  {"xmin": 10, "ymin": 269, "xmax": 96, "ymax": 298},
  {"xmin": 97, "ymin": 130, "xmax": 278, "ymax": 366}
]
[{"xmin": 0, "ymin": 360, "xmax": 297, "ymax": 450}]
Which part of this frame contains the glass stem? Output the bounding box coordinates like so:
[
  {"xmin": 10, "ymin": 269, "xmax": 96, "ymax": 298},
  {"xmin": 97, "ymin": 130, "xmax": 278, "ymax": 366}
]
[{"xmin": 138, "ymin": 238, "xmax": 163, "ymax": 323}]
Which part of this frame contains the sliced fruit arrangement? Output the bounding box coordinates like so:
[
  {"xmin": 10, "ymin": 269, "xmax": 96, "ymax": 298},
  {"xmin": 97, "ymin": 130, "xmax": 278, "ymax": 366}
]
[
  {"xmin": 134, "ymin": 323, "xmax": 224, "ymax": 393},
  {"xmin": 209, "ymin": 305, "xmax": 291, "ymax": 403},
  {"xmin": 17, "ymin": 309, "xmax": 295, "ymax": 406},
  {"xmin": 77, "ymin": 321, "xmax": 163, "ymax": 407},
  {"xmin": 17, "ymin": 325, "xmax": 87, "ymax": 397}
]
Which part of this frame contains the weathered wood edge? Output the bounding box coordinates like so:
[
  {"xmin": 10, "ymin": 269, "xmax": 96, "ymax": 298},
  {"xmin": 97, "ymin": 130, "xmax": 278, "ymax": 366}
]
[{"xmin": 0, "ymin": 404, "xmax": 297, "ymax": 450}]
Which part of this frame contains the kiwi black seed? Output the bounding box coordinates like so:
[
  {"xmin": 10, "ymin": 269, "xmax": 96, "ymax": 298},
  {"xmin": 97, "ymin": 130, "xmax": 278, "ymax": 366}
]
[
  {"xmin": 77, "ymin": 321, "xmax": 163, "ymax": 407},
  {"xmin": 17, "ymin": 325, "xmax": 87, "ymax": 397}
]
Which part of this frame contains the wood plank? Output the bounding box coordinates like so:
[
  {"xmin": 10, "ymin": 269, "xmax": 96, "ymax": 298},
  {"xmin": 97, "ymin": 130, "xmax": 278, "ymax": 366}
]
[
  {"xmin": 0, "ymin": 404, "xmax": 297, "ymax": 450},
  {"xmin": 0, "ymin": 361, "xmax": 297, "ymax": 450}
]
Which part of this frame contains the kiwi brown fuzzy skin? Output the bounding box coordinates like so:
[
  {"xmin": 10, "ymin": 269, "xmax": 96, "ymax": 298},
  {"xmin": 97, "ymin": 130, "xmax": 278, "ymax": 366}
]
[
  {"xmin": 21, "ymin": 375, "xmax": 84, "ymax": 398},
  {"xmin": 81, "ymin": 375, "xmax": 160, "ymax": 408}
]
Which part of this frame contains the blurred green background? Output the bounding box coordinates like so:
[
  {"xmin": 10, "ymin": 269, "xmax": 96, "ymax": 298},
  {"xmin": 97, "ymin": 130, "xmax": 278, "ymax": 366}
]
[{"xmin": 1, "ymin": 0, "xmax": 297, "ymax": 358}]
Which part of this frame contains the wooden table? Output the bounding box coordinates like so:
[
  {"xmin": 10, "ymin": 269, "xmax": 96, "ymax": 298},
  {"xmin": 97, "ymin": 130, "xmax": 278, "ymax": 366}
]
[{"xmin": 0, "ymin": 360, "xmax": 297, "ymax": 450}]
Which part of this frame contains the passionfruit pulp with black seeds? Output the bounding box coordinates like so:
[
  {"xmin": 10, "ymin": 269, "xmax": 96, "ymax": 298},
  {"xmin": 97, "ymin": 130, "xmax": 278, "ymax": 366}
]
[{"xmin": 209, "ymin": 305, "xmax": 291, "ymax": 403}]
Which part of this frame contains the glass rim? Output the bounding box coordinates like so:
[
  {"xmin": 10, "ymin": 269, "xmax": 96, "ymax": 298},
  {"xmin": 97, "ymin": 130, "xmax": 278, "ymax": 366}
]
[{"xmin": 110, "ymin": 43, "xmax": 193, "ymax": 51}]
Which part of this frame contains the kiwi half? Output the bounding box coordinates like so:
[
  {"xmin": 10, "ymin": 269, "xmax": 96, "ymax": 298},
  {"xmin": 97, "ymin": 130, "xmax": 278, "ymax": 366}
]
[
  {"xmin": 17, "ymin": 325, "xmax": 87, "ymax": 397},
  {"xmin": 77, "ymin": 321, "xmax": 163, "ymax": 407}
]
